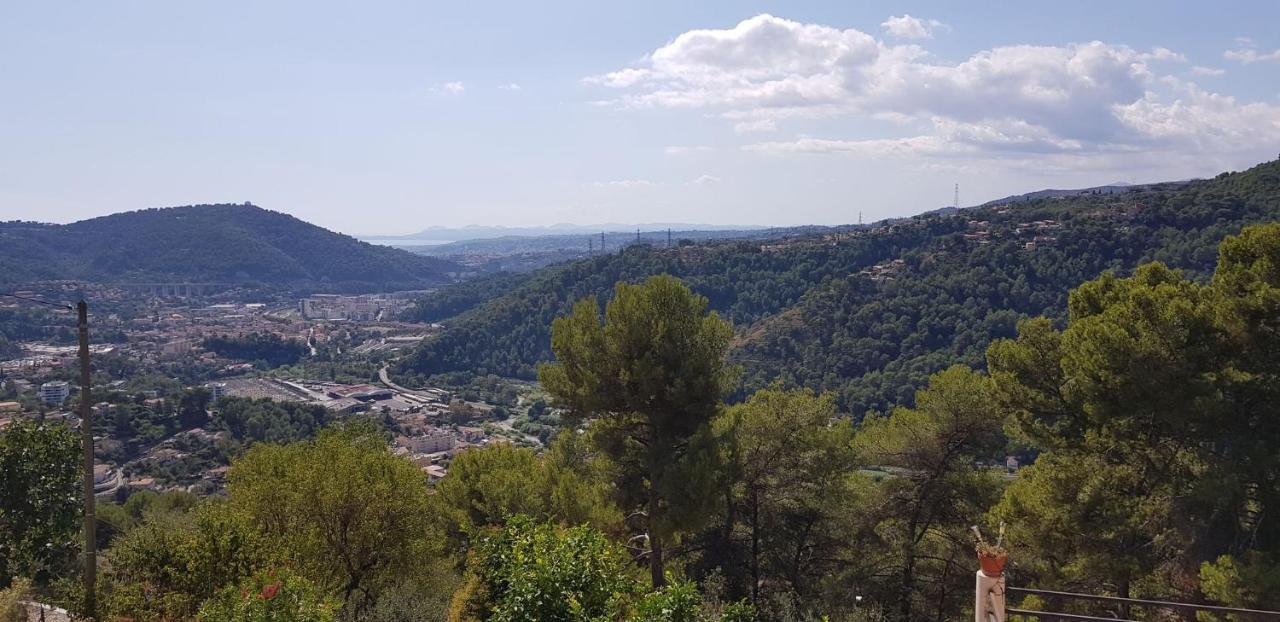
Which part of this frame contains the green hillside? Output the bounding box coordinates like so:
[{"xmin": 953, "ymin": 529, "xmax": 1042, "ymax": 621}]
[
  {"xmin": 395, "ymin": 220, "xmax": 949, "ymax": 381},
  {"xmin": 398, "ymin": 159, "xmax": 1280, "ymax": 413},
  {"xmin": 0, "ymin": 203, "xmax": 458, "ymax": 291}
]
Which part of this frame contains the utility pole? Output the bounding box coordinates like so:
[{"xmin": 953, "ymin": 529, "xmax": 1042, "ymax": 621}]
[
  {"xmin": 600, "ymin": 232, "xmax": 605, "ymax": 253},
  {"xmin": 589, "ymin": 237, "xmax": 593, "ymax": 255},
  {"xmin": 0, "ymin": 292, "xmax": 94, "ymax": 616},
  {"xmin": 77, "ymin": 300, "xmax": 96, "ymax": 620},
  {"xmin": 636, "ymin": 228, "xmax": 640, "ymax": 244},
  {"xmin": 667, "ymin": 228, "xmax": 672, "ymax": 247}
]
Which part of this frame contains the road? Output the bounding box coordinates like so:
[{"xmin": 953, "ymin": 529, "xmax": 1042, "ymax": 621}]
[
  {"xmin": 380, "ymin": 364, "xmax": 543, "ymax": 446},
  {"xmin": 378, "ymin": 364, "xmax": 412, "ymax": 393},
  {"xmin": 378, "ymin": 364, "xmax": 436, "ymax": 403}
]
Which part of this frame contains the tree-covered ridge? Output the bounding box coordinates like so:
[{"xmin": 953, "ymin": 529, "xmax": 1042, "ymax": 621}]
[
  {"xmin": 397, "ymin": 219, "xmax": 950, "ymax": 380},
  {"xmin": 0, "ymin": 203, "xmax": 458, "ymax": 290},
  {"xmin": 736, "ymin": 158, "xmax": 1280, "ymax": 414},
  {"xmin": 400, "ymin": 158, "xmax": 1280, "ymax": 412},
  {"xmin": 400, "ymin": 271, "xmax": 531, "ymax": 323}
]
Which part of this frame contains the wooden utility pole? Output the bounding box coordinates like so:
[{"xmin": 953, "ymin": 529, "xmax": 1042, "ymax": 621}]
[
  {"xmin": 0, "ymin": 293, "xmax": 94, "ymax": 616},
  {"xmin": 77, "ymin": 300, "xmax": 96, "ymax": 619}
]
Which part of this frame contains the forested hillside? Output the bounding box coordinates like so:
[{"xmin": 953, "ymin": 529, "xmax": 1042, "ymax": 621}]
[
  {"xmin": 0, "ymin": 204, "xmax": 458, "ymax": 291},
  {"xmin": 400, "ymin": 159, "xmax": 1280, "ymax": 413},
  {"xmin": 396, "ymin": 219, "xmax": 951, "ymax": 380},
  {"xmin": 736, "ymin": 167, "xmax": 1278, "ymax": 413},
  {"xmin": 400, "ymin": 272, "xmax": 532, "ymax": 323}
]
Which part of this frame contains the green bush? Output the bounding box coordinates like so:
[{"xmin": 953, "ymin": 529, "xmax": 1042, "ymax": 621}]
[
  {"xmin": 456, "ymin": 516, "xmax": 634, "ymax": 622},
  {"xmin": 198, "ymin": 568, "xmax": 339, "ymax": 622}
]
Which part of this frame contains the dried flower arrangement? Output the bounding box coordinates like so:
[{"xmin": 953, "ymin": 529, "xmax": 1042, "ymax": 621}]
[{"xmin": 972, "ymin": 523, "xmax": 1008, "ymax": 577}]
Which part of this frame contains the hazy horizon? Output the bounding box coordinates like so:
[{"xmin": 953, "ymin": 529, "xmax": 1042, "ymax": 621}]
[{"xmin": 2, "ymin": 1, "xmax": 1277, "ymax": 235}]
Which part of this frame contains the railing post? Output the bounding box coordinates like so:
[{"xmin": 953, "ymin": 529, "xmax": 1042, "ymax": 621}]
[{"xmin": 976, "ymin": 567, "xmax": 1006, "ymax": 622}]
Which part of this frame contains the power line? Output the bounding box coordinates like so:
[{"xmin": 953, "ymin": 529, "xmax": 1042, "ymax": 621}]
[{"xmin": 0, "ymin": 292, "xmax": 72, "ymax": 310}]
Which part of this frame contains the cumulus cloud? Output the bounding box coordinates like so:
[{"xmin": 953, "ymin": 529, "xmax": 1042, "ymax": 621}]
[
  {"xmin": 585, "ymin": 14, "xmax": 1280, "ymax": 167},
  {"xmin": 687, "ymin": 174, "xmax": 722, "ymax": 185},
  {"xmin": 881, "ymin": 14, "xmax": 945, "ymax": 40},
  {"xmin": 498, "ymin": 83, "xmax": 521, "ymax": 91}
]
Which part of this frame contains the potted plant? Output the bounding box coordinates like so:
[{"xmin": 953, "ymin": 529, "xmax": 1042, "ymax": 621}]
[{"xmin": 972, "ymin": 523, "xmax": 1008, "ymax": 577}]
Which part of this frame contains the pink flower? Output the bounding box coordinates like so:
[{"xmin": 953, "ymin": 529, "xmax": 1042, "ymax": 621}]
[{"xmin": 260, "ymin": 581, "xmax": 282, "ymax": 600}]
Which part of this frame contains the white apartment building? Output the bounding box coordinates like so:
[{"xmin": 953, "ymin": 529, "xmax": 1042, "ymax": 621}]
[
  {"xmin": 299, "ymin": 294, "xmax": 404, "ymax": 321},
  {"xmin": 206, "ymin": 382, "xmax": 227, "ymax": 401},
  {"xmin": 40, "ymin": 380, "xmax": 71, "ymax": 405},
  {"xmin": 395, "ymin": 431, "xmax": 455, "ymax": 454}
]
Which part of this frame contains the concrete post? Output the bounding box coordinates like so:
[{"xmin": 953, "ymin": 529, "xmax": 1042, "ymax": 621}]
[{"xmin": 975, "ymin": 569, "xmax": 1005, "ymax": 622}]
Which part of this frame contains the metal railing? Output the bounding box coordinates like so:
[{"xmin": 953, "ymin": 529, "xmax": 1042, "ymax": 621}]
[
  {"xmin": 1006, "ymin": 609, "xmax": 1136, "ymax": 622},
  {"xmin": 1006, "ymin": 586, "xmax": 1280, "ymax": 621}
]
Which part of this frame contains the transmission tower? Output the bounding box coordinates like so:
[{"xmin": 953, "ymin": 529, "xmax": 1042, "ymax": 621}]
[{"xmin": 954, "ymin": 183, "xmax": 960, "ymax": 209}]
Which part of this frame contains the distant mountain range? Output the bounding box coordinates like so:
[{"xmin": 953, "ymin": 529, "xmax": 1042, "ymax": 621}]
[
  {"xmin": 0, "ymin": 173, "xmax": 1237, "ymax": 296},
  {"xmin": 358, "ymin": 222, "xmax": 769, "ymax": 244},
  {"xmin": 0, "ymin": 203, "xmax": 458, "ymax": 292},
  {"xmin": 398, "ymin": 225, "xmax": 847, "ymax": 273}
]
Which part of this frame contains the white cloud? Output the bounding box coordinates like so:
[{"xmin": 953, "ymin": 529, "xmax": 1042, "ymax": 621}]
[
  {"xmin": 733, "ymin": 118, "xmax": 777, "ymax": 133},
  {"xmin": 590, "ymin": 179, "xmax": 657, "ymax": 189},
  {"xmin": 431, "ymin": 81, "xmax": 466, "ymax": 95},
  {"xmin": 1191, "ymin": 65, "xmax": 1226, "ymax": 76},
  {"xmin": 1114, "ymin": 85, "xmax": 1280, "ymax": 146},
  {"xmin": 744, "ymin": 135, "xmax": 967, "ymax": 158},
  {"xmin": 498, "ymin": 83, "xmax": 521, "ymax": 91},
  {"xmin": 586, "ymin": 14, "xmax": 1280, "ymax": 168},
  {"xmin": 1224, "ymin": 37, "xmax": 1280, "ymax": 64},
  {"xmin": 664, "ymin": 145, "xmax": 715, "ymax": 155},
  {"xmin": 1138, "ymin": 47, "xmax": 1187, "ymax": 63},
  {"xmin": 881, "ymin": 14, "xmax": 946, "ymax": 40},
  {"xmin": 687, "ymin": 174, "xmax": 722, "ymax": 185},
  {"xmin": 1224, "ymin": 47, "xmax": 1280, "ymax": 64}
]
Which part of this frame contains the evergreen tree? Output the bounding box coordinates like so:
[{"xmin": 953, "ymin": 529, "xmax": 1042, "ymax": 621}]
[{"xmin": 540, "ymin": 275, "xmax": 734, "ymax": 587}]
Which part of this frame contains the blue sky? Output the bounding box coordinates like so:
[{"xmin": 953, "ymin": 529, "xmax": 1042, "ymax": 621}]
[{"xmin": 2, "ymin": 1, "xmax": 1278, "ymax": 234}]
